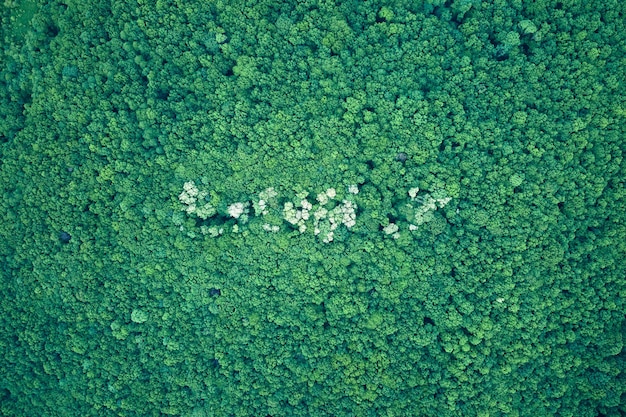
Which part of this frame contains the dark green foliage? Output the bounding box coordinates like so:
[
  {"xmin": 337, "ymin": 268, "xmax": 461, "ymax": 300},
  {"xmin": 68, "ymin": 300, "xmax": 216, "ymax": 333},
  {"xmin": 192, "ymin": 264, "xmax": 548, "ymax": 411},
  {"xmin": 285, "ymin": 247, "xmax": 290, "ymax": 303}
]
[{"xmin": 1, "ymin": 0, "xmax": 625, "ymax": 416}]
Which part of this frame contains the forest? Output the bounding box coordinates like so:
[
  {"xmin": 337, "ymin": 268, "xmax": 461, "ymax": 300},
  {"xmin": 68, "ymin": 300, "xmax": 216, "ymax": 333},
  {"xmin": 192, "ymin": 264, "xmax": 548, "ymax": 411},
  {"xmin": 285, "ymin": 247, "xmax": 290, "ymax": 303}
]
[{"xmin": 1, "ymin": 0, "xmax": 625, "ymax": 416}]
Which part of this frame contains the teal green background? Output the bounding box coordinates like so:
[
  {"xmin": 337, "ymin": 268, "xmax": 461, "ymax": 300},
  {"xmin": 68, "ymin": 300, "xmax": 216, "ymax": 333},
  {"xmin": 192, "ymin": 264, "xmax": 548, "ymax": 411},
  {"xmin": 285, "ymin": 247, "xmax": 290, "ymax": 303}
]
[{"xmin": 1, "ymin": 0, "xmax": 625, "ymax": 416}]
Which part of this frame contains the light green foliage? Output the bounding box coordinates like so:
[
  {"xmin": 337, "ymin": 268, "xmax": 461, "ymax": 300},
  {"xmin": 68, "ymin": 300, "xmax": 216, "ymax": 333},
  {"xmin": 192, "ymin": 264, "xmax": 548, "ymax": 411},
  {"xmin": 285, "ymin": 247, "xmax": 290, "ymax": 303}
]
[
  {"xmin": 1, "ymin": 0, "xmax": 625, "ymax": 416},
  {"xmin": 130, "ymin": 309, "xmax": 149, "ymax": 324}
]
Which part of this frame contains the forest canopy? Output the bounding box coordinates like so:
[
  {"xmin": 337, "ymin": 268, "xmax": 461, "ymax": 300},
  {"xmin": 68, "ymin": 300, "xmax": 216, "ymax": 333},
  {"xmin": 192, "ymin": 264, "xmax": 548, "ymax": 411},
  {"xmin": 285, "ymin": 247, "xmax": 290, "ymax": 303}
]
[{"xmin": 1, "ymin": 0, "xmax": 625, "ymax": 416}]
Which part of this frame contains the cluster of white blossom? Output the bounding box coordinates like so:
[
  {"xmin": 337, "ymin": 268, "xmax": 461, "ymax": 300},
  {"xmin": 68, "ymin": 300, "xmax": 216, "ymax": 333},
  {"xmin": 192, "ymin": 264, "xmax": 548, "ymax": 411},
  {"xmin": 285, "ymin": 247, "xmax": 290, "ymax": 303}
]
[
  {"xmin": 279, "ymin": 187, "xmax": 358, "ymax": 242},
  {"xmin": 406, "ymin": 187, "xmax": 451, "ymax": 231},
  {"xmin": 177, "ymin": 182, "xmax": 452, "ymax": 243},
  {"xmin": 177, "ymin": 183, "xmax": 360, "ymax": 242},
  {"xmin": 382, "ymin": 187, "xmax": 452, "ymax": 240},
  {"xmin": 310, "ymin": 189, "xmax": 357, "ymax": 243},
  {"xmin": 382, "ymin": 222, "xmax": 400, "ymax": 239},
  {"xmin": 227, "ymin": 202, "xmax": 248, "ymax": 220},
  {"xmin": 253, "ymin": 187, "xmax": 278, "ymax": 216},
  {"xmin": 178, "ymin": 181, "xmax": 216, "ymax": 219},
  {"xmin": 262, "ymin": 223, "xmax": 280, "ymax": 233},
  {"xmin": 200, "ymin": 225, "xmax": 224, "ymax": 237}
]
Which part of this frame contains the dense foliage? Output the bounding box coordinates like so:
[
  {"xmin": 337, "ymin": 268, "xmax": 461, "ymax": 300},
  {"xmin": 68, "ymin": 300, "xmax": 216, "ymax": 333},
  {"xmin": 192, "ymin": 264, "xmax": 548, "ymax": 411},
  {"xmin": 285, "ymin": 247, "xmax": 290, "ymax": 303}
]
[{"xmin": 1, "ymin": 0, "xmax": 625, "ymax": 416}]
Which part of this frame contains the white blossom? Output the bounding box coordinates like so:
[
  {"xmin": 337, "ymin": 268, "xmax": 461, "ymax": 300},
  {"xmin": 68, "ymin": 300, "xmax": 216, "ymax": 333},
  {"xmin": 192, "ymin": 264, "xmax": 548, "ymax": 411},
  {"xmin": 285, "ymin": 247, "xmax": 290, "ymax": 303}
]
[
  {"xmin": 383, "ymin": 223, "xmax": 399, "ymax": 235},
  {"xmin": 179, "ymin": 181, "xmax": 199, "ymax": 205},
  {"xmin": 228, "ymin": 202, "xmax": 247, "ymax": 219},
  {"xmin": 177, "ymin": 181, "xmax": 447, "ymax": 243},
  {"xmin": 263, "ymin": 223, "xmax": 280, "ymax": 233},
  {"xmin": 253, "ymin": 199, "xmax": 268, "ymax": 216},
  {"xmin": 195, "ymin": 204, "xmax": 216, "ymax": 219},
  {"xmin": 201, "ymin": 226, "xmax": 223, "ymax": 237},
  {"xmin": 283, "ymin": 202, "xmax": 299, "ymax": 225},
  {"xmin": 436, "ymin": 197, "xmax": 452, "ymax": 208},
  {"xmin": 259, "ymin": 187, "xmax": 278, "ymax": 201},
  {"xmin": 316, "ymin": 192, "xmax": 329, "ymax": 205},
  {"xmin": 314, "ymin": 207, "xmax": 328, "ymax": 220},
  {"xmin": 183, "ymin": 181, "xmax": 198, "ymax": 195},
  {"xmin": 301, "ymin": 199, "xmax": 312, "ymax": 211}
]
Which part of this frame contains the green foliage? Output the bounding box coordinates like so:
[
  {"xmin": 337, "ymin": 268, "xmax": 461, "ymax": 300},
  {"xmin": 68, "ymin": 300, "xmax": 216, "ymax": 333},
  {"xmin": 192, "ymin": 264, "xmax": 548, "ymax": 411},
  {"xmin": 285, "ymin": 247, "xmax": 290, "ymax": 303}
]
[{"xmin": 1, "ymin": 0, "xmax": 625, "ymax": 416}]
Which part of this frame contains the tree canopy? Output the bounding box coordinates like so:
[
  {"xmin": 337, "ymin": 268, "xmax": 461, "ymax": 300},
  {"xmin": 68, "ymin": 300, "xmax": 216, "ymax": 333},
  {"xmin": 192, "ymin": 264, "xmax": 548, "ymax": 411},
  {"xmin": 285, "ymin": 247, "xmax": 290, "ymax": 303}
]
[{"xmin": 1, "ymin": 0, "xmax": 625, "ymax": 416}]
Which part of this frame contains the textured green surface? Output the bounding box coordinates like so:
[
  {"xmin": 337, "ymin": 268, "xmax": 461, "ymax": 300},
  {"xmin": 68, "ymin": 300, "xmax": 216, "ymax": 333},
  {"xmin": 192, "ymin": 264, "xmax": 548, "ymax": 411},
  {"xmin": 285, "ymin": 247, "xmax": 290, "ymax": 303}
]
[{"xmin": 1, "ymin": 1, "xmax": 625, "ymax": 416}]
